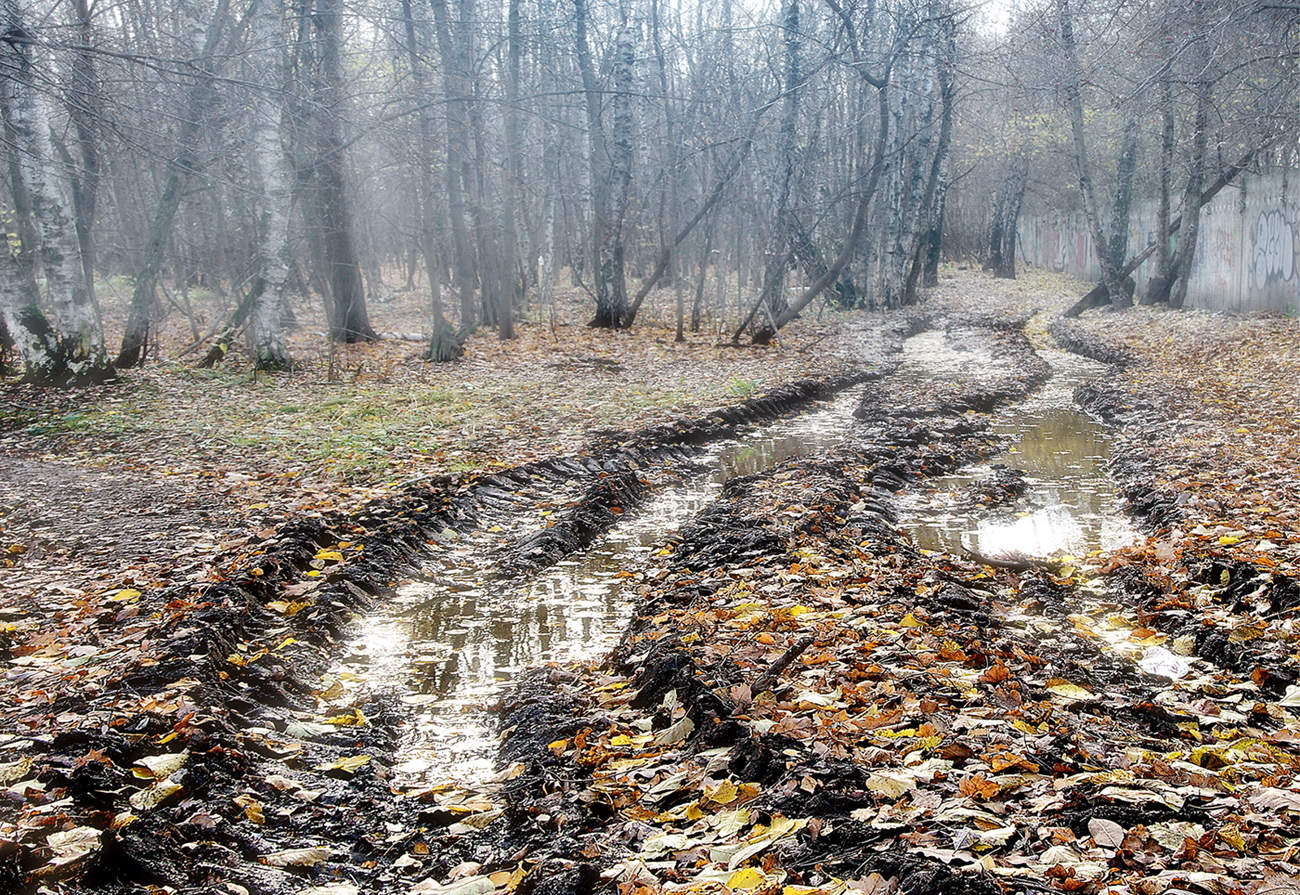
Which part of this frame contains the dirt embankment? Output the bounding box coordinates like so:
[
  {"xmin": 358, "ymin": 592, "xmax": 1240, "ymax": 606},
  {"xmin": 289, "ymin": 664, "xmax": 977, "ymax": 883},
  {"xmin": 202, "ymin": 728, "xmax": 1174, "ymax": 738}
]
[{"xmin": 1053, "ymin": 311, "xmax": 1300, "ymax": 711}]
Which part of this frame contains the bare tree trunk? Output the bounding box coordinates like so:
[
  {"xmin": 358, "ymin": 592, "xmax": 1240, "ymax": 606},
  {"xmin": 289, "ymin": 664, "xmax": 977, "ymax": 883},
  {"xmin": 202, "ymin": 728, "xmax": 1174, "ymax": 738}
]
[
  {"xmin": 582, "ymin": 0, "xmax": 634, "ymax": 328},
  {"xmin": 1058, "ymin": 0, "xmax": 1130, "ymax": 310},
  {"xmin": 995, "ymin": 153, "xmax": 1028, "ymax": 279},
  {"xmin": 905, "ymin": 17, "xmax": 955, "ymax": 302},
  {"xmin": 534, "ymin": 0, "xmax": 560, "ymax": 316},
  {"xmin": 885, "ymin": 12, "xmax": 940, "ymax": 306},
  {"xmin": 247, "ymin": 0, "xmax": 293, "ymax": 370},
  {"xmin": 0, "ymin": 211, "xmax": 60, "ymax": 382},
  {"xmin": 691, "ymin": 207, "xmax": 715, "ymax": 332},
  {"xmin": 498, "ymin": 0, "xmax": 522, "ymax": 340},
  {"xmin": 985, "ymin": 187, "xmax": 1006, "ymax": 274},
  {"xmin": 1107, "ymin": 114, "xmax": 1140, "ymax": 271},
  {"xmin": 429, "ymin": 0, "xmax": 478, "ymax": 335},
  {"xmin": 922, "ymin": 171, "xmax": 947, "ymax": 287},
  {"xmin": 1169, "ymin": 0, "xmax": 1210, "ymax": 310},
  {"xmin": 1144, "ymin": 74, "xmax": 1176, "ymax": 304},
  {"xmin": 311, "ymin": 0, "xmax": 376, "ymax": 342},
  {"xmin": 753, "ymin": 0, "xmax": 801, "ymax": 329},
  {"xmin": 116, "ymin": 0, "xmax": 231, "ymax": 367},
  {"xmin": 0, "ymin": 0, "xmax": 111, "ymax": 383},
  {"xmin": 68, "ymin": 0, "xmax": 101, "ymax": 311},
  {"xmin": 401, "ymin": 0, "xmax": 459, "ymax": 360}
]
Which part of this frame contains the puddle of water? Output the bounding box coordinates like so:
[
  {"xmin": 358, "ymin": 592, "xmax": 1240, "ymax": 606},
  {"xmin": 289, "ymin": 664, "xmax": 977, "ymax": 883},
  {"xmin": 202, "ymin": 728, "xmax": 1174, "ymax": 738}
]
[
  {"xmin": 325, "ymin": 327, "xmax": 1139, "ymax": 788},
  {"xmin": 900, "ymin": 341, "xmax": 1136, "ymax": 559},
  {"xmin": 894, "ymin": 329, "xmax": 1002, "ymax": 382},
  {"xmin": 330, "ymin": 386, "xmax": 867, "ymax": 786}
]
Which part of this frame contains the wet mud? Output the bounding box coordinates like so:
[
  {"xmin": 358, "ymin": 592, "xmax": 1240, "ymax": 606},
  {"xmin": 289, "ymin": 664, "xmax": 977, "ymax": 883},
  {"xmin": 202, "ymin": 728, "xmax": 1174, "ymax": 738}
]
[
  {"xmin": 13, "ymin": 308, "xmax": 1289, "ymax": 895},
  {"xmin": 3, "ymin": 319, "xmax": 926, "ymax": 893},
  {"xmin": 439, "ymin": 313, "xmax": 1106, "ymax": 894},
  {"xmin": 1061, "ymin": 325, "xmax": 1300, "ymax": 689}
]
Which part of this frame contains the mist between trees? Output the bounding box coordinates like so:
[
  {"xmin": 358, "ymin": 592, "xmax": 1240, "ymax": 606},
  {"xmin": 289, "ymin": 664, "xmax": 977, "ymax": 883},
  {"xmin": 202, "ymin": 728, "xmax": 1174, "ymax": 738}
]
[{"xmin": 0, "ymin": 0, "xmax": 1296, "ymax": 384}]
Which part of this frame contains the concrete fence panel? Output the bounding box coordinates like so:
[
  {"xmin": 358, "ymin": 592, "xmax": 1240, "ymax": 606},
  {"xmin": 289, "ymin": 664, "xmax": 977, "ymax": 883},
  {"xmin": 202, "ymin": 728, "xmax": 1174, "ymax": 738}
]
[{"xmin": 1020, "ymin": 170, "xmax": 1300, "ymax": 314}]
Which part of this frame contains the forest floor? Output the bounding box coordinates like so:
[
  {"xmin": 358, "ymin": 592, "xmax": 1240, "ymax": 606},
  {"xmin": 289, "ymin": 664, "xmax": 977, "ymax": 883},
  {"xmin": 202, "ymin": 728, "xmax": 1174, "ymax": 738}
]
[
  {"xmin": 0, "ymin": 285, "xmax": 860, "ymax": 606},
  {"xmin": 3, "ymin": 267, "xmax": 1300, "ymax": 895}
]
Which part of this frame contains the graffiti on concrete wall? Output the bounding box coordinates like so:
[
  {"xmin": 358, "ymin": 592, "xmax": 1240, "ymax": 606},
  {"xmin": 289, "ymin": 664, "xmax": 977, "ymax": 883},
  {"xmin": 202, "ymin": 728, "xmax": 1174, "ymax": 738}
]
[
  {"xmin": 1023, "ymin": 172, "xmax": 1300, "ymax": 312},
  {"xmin": 1250, "ymin": 208, "xmax": 1297, "ymax": 288},
  {"xmin": 1041, "ymin": 223, "xmax": 1088, "ymax": 274}
]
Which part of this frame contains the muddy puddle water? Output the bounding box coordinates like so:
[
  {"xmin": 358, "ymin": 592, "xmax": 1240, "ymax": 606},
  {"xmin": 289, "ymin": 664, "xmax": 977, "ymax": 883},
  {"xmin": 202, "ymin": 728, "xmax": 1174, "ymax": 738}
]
[
  {"xmin": 898, "ymin": 331, "xmax": 1136, "ymax": 559},
  {"xmin": 333, "ymin": 386, "xmax": 867, "ymax": 786},
  {"xmin": 330, "ymin": 327, "xmax": 1136, "ymax": 788}
]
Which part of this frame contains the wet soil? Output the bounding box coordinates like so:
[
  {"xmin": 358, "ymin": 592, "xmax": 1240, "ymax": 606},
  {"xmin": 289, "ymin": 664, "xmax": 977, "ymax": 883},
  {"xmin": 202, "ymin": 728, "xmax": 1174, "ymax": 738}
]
[
  {"xmin": 422, "ymin": 311, "xmax": 1161, "ymax": 893},
  {"xmin": 0, "ymin": 319, "xmax": 919, "ymax": 893},
  {"xmin": 10, "ymin": 305, "xmax": 1296, "ymax": 895}
]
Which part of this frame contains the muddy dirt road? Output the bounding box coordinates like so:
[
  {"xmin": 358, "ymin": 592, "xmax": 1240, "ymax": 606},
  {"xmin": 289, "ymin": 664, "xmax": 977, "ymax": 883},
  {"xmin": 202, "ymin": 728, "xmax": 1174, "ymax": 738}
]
[{"xmin": 4, "ymin": 306, "xmax": 1299, "ymax": 895}]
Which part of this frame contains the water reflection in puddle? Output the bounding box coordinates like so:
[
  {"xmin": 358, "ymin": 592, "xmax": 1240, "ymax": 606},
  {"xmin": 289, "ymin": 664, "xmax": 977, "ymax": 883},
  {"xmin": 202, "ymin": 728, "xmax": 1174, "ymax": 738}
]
[
  {"xmin": 336, "ymin": 327, "xmax": 1138, "ymax": 788},
  {"xmin": 901, "ymin": 344, "xmax": 1136, "ymax": 559},
  {"xmin": 338, "ymin": 386, "xmax": 867, "ymax": 786}
]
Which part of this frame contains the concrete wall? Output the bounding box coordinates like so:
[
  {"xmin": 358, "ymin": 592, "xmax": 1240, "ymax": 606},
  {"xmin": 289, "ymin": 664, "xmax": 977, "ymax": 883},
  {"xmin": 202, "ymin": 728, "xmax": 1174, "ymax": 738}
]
[{"xmin": 1020, "ymin": 169, "xmax": 1300, "ymax": 314}]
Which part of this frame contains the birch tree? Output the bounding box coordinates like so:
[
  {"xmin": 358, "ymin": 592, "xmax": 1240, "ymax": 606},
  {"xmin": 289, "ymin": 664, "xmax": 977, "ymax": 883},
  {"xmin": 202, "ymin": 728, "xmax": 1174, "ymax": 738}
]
[
  {"xmin": 246, "ymin": 0, "xmax": 294, "ymax": 370},
  {"xmin": 0, "ymin": 0, "xmax": 111, "ymax": 384}
]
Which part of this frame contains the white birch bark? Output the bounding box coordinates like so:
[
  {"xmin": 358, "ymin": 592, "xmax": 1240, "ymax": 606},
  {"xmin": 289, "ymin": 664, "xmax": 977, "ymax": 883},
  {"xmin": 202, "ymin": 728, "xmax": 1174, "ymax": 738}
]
[
  {"xmin": 0, "ymin": 0, "xmax": 109, "ymax": 381},
  {"xmin": 0, "ymin": 235, "xmax": 60, "ymax": 381},
  {"xmin": 247, "ymin": 0, "xmax": 292, "ymax": 369}
]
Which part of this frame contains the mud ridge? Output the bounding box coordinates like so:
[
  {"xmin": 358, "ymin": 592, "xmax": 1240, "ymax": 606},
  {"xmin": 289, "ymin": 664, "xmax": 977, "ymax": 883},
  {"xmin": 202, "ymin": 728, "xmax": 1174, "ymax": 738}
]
[
  {"xmin": 1048, "ymin": 318, "xmax": 1134, "ymax": 367},
  {"xmin": 471, "ymin": 320, "xmax": 1067, "ymax": 893},
  {"xmin": 856, "ymin": 318, "xmax": 1049, "ymax": 422},
  {"xmin": 6, "ymin": 318, "xmax": 938, "ymax": 892},
  {"xmin": 494, "ymin": 314, "xmax": 928, "ymax": 576},
  {"xmin": 1057, "ymin": 320, "xmax": 1300, "ymax": 695}
]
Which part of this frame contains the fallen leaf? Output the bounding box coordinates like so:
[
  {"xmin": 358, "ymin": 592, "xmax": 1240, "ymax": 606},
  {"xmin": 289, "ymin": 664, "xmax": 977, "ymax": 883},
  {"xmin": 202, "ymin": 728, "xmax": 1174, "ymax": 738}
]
[{"xmin": 261, "ymin": 846, "xmax": 332, "ymax": 868}]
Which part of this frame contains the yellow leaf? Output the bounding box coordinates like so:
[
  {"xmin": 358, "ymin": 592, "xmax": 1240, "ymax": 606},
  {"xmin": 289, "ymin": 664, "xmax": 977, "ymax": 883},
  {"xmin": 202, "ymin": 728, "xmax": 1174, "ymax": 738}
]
[
  {"xmin": 132, "ymin": 752, "xmax": 188, "ymax": 779},
  {"xmin": 1218, "ymin": 824, "xmax": 1246, "ymax": 852},
  {"xmin": 899, "ymin": 612, "xmax": 924, "ymax": 628},
  {"xmin": 1046, "ymin": 679, "xmax": 1093, "ymax": 701},
  {"xmin": 109, "ymin": 588, "xmax": 141, "ymax": 603},
  {"xmin": 234, "ymin": 794, "xmax": 265, "ymax": 824},
  {"xmin": 1218, "ymin": 535, "xmax": 1241, "ymax": 546},
  {"xmin": 866, "ymin": 771, "xmax": 916, "ymax": 800},
  {"xmin": 324, "ymin": 709, "xmax": 367, "ymax": 727},
  {"xmin": 705, "ymin": 780, "xmax": 740, "ymax": 805},
  {"xmin": 315, "ymin": 754, "xmax": 370, "ymax": 775},
  {"xmin": 1229, "ymin": 623, "xmax": 1266, "ymax": 643},
  {"xmin": 610, "ymin": 734, "xmax": 633, "ymax": 747},
  {"xmin": 129, "ymin": 780, "xmax": 182, "ymax": 810},
  {"xmin": 314, "ymin": 549, "xmax": 344, "ymax": 562},
  {"xmin": 728, "ymin": 868, "xmax": 769, "ymax": 890}
]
